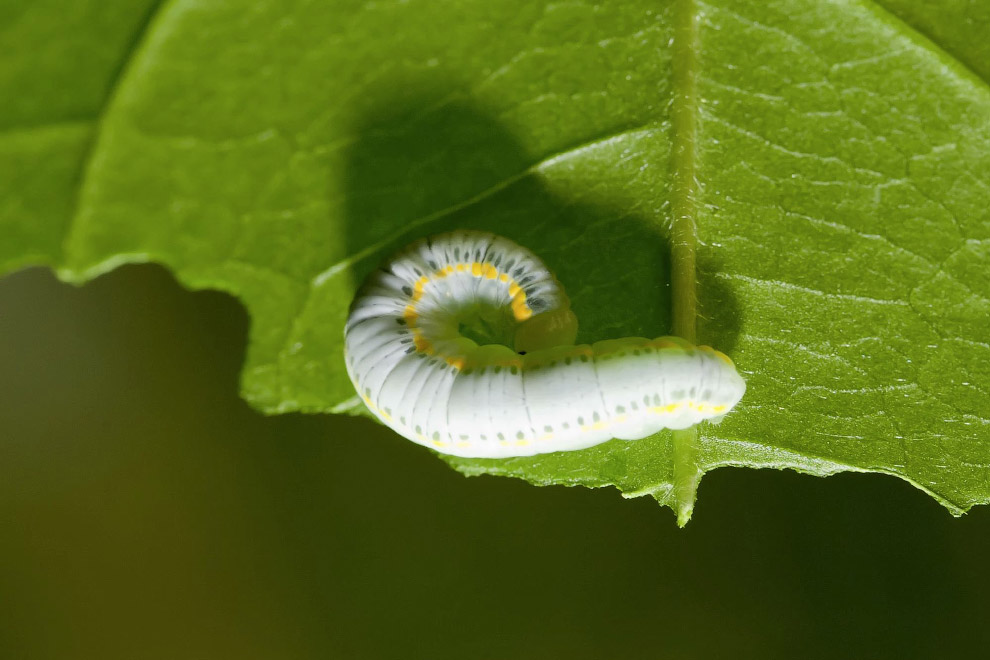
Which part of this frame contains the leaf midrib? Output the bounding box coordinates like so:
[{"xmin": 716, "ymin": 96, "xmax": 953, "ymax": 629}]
[
  {"xmin": 670, "ymin": 0, "xmax": 700, "ymax": 344},
  {"xmin": 667, "ymin": 0, "xmax": 703, "ymax": 526}
]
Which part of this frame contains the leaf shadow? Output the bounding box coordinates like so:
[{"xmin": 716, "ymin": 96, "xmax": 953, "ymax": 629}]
[
  {"xmin": 337, "ymin": 79, "xmax": 698, "ymax": 344},
  {"xmin": 697, "ymin": 248, "xmax": 742, "ymax": 355}
]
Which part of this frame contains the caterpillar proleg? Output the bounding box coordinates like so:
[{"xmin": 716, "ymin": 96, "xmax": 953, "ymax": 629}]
[{"xmin": 344, "ymin": 231, "xmax": 745, "ymax": 458}]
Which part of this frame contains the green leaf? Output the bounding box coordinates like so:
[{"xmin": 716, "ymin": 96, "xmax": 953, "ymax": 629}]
[
  {"xmin": 0, "ymin": 0, "xmax": 163, "ymax": 270},
  {"xmin": 2, "ymin": 0, "xmax": 988, "ymax": 522}
]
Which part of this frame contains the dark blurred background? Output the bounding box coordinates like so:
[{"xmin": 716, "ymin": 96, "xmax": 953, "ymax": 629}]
[{"xmin": 1, "ymin": 264, "xmax": 988, "ymax": 659}]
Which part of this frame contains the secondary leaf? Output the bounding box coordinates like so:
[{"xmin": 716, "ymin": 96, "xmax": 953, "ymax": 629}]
[{"xmin": 1, "ymin": 0, "xmax": 988, "ymax": 520}]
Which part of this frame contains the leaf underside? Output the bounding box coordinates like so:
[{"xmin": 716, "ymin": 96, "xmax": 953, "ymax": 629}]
[{"xmin": 1, "ymin": 0, "xmax": 988, "ymax": 520}]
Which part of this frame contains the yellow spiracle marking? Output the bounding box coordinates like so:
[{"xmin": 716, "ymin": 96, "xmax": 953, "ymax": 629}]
[
  {"xmin": 361, "ymin": 391, "xmax": 390, "ymax": 423},
  {"xmin": 580, "ymin": 421, "xmax": 609, "ymax": 433},
  {"xmin": 511, "ymin": 298, "xmax": 532, "ymax": 321},
  {"xmin": 412, "ymin": 275, "xmax": 430, "ymax": 301},
  {"xmin": 413, "ymin": 332, "xmax": 432, "ymax": 353},
  {"xmin": 402, "ymin": 261, "xmax": 534, "ymax": 357}
]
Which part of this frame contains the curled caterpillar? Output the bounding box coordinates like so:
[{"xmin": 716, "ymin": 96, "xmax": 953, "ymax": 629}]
[{"xmin": 344, "ymin": 230, "xmax": 746, "ymax": 458}]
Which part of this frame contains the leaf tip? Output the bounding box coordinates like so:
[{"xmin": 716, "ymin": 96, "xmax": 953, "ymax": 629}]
[{"xmin": 676, "ymin": 499, "xmax": 694, "ymax": 527}]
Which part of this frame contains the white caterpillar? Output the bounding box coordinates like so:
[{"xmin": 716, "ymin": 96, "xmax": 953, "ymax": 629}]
[{"xmin": 344, "ymin": 230, "xmax": 746, "ymax": 458}]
